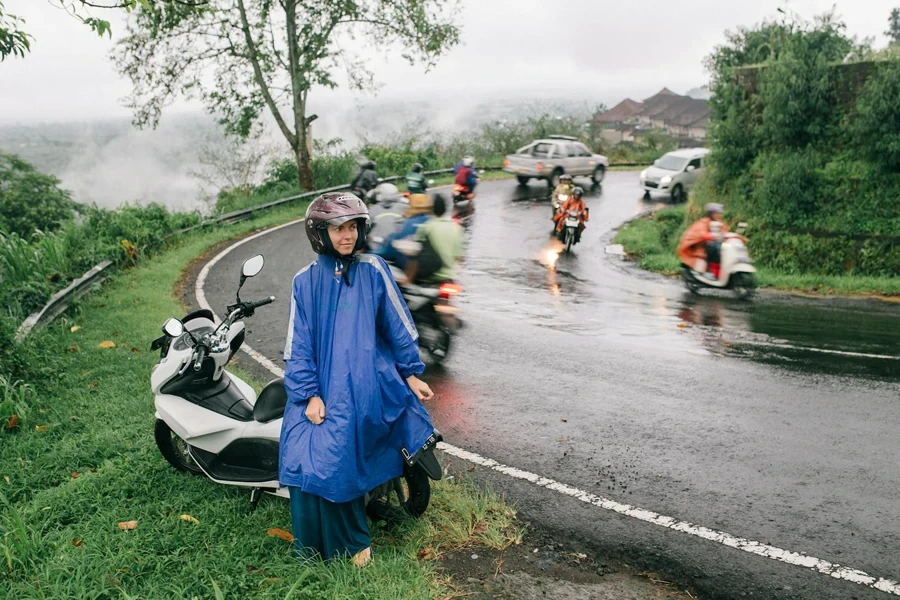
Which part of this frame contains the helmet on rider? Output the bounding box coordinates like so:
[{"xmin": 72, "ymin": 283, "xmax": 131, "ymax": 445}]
[
  {"xmin": 560, "ymin": 174, "xmax": 573, "ymax": 183},
  {"xmin": 305, "ymin": 192, "xmax": 370, "ymax": 256},
  {"xmin": 462, "ymin": 156, "xmax": 474, "ymax": 167},
  {"xmin": 412, "ymin": 163, "xmax": 424, "ymax": 173},
  {"xmin": 705, "ymin": 203, "xmax": 724, "ymax": 218},
  {"xmin": 406, "ymin": 193, "xmax": 434, "ymax": 217},
  {"xmin": 572, "ymin": 186, "xmax": 584, "ymax": 199}
]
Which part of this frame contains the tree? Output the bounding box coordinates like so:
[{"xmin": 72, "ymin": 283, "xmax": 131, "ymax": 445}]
[
  {"xmin": 0, "ymin": 154, "xmax": 75, "ymax": 236},
  {"xmin": 887, "ymin": 8, "xmax": 900, "ymax": 46},
  {"xmin": 0, "ymin": 1, "xmax": 208, "ymax": 60},
  {"xmin": 115, "ymin": 1, "xmax": 460, "ymax": 190}
]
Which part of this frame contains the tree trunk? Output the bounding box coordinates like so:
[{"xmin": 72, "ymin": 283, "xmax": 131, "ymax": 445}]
[{"xmin": 294, "ymin": 141, "xmax": 315, "ymax": 191}]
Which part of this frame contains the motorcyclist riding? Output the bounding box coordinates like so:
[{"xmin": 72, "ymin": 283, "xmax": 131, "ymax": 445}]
[
  {"xmin": 552, "ymin": 174, "xmax": 575, "ymax": 199},
  {"xmin": 351, "ymin": 159, "xmax": 379, "ymax": 199},
  {"xmin": 406, "ymin": 194, "xmax": 465, "ymax": 286},
  {"xmin": 454, "ymin": 156, "xmax": 478, "ymax": 195},
  {"xmin": 406, "ymin": 163, "xmax": 428, "ymax": 194},
  {"xmin": 677, "ymin": 203, "xmax": 745, "ymax": 281},
  {"xmin": 554, "ymin": 186, "xmax": 589, "ymax": 243},
  {"xmin": 374, "ymin": 193, "xmax": 433, "ymax": 270}
]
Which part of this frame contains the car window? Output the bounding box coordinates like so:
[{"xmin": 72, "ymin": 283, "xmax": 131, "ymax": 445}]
[
  {"xmin": 688, "ymin": 158, "xmax": 702, "ymax": 169},
  {"xmin": 576, "ymin": 143, "xmax": 593, "ymax": 157},
  {"xmin": 552, "ymin": 145, "xmax": 568, "ymax": 158},
  {"xmin": 532, "ymin": 143, "xmax": 552, "ymax": 158},
  {"xmin": 566, "ymin": 145, "xmax": 581, "ymax": 157}
]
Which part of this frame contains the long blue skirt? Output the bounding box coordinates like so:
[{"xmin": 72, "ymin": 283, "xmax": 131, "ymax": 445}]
[{"xmin": 288, "ymin": 486, "xmax": 370, "ymax": 561}]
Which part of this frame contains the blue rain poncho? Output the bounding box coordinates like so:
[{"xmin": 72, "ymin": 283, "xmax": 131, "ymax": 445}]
[{"xmin": 280, "ymin": 253, "xmax": 435, "ymax": 503}]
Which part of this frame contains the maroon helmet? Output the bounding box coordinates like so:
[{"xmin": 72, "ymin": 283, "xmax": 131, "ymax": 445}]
[{"xmin": 305, "ymin": 192, "xmax": 370, "ymax": 255}]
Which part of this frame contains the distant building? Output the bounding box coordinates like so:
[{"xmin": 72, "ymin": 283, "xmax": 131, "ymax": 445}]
[{"xmin": 592, "ymin": 88, "xmax": 710, "ymax": 145}]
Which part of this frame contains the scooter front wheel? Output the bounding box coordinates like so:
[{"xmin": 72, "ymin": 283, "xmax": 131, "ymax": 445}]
[
  {"xmin": 366, "ymin": 465, "xmax": 431, "ymax": 522},
  {"xmin": 155, "ymin": 419, "xmax": 204, "ymax": 475}
]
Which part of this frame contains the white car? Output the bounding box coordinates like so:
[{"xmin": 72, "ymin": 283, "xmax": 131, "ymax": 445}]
[{"xmin": 640, "ymin": 148, "xmax": 710, "ymax": 202}]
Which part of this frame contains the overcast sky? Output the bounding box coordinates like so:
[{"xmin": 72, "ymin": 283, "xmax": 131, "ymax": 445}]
[{"xmin": 1, "ymin": 0, "xmax": 896, "ymax": 125}]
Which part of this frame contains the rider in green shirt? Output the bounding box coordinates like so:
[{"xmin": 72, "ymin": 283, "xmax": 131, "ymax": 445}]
[
  {"xmin": 406, "ymin": 163, "xmax": 428, "ymax": 194},
  {"xmin": 413, "ymin": 195, "xmax": 464, "ymax": 284}
]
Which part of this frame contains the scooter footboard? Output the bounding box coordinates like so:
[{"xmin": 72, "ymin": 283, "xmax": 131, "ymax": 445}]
[{"xmin": 155, "ymin": 394, "xmax": 247, "ymax": 454}]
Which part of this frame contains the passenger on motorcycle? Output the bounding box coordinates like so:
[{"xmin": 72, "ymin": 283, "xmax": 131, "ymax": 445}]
[
  {"xmin": 554, "ymin": 186, "xmax": 589, "ymax": 243},
  {"xmin": 677, "ymin": 203, "xmax": 744, "ymax": 280},
  {"xmin": 282, "ymin": 192, "xmax": 435, "ymax": 567},
  {"xmin": 406, "ymin": 163, "xmax": 428, "ymax": 194},
  {"xmin": 350, "ymin": 159, "xmax": 378, "ymax": 198},
  {"xmin": 454, "ymin": 156, "xmax": 478, "ymax": 195},
  {"xmin": 406, "ymin": 194, "xmax": 465, "ymax": 285},
  {"xmin": 374, "ymin": 193, "xmax": 433, "ymax": 269}
]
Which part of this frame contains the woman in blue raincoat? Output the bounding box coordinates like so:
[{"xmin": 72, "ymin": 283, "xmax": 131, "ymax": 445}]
[{"xmin": 281, "ymin": 192, "xmax": 437, "ymax": 566}]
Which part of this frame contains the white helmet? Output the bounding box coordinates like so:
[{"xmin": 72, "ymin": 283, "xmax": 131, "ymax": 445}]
[{"xmin": 462, "ymin": 156, "xmax": 474, "ymax": 167}]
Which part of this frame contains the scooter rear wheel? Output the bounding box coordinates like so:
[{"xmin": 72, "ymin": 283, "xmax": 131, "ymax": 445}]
[
  {"xmin": 366, "ymin": 465, "xmax": 431, "ymax": 522},
  {"xmin": 155, "ymin": 419, "xmax": 204, "ymax": 475}
]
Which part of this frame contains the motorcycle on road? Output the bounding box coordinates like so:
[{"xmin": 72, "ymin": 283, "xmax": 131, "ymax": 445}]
[
  {"xmin": 149, "ymin": 254, "xmax": 441, "ymax": 519},
  {"xmin": 681, "ymin": 223, "xmax": 757, "ymax": 300}
]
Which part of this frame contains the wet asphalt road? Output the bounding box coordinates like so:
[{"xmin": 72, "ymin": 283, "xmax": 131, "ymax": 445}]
[{"xmin": 196, "ymin": 173, "xmax": 900, "ymax": 600}]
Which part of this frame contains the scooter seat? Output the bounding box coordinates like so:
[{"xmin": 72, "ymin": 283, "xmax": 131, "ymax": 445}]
[{"xmin": 253, "ymin": 377, "xmax": 287, "ymax": 423}]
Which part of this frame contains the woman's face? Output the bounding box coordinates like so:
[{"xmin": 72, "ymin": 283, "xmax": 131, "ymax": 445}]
[{"xmin": 328, "ymin": 220, "xmax": 358, "ymax": 256}]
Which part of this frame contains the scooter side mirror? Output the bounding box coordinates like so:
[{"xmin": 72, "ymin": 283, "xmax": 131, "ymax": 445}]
[
  {"xmin": 163, "ymin": 318, "xmax": 185, "ymax": 338},
  {"xmin": 241, "ymin": 255, "xmax": 265, "ymax": 279},
  {"xmin": 686, "ymin": 165, "xmax": 696, "ymax": 172}
]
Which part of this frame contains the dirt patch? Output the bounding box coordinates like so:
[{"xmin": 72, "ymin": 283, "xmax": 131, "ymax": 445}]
[{"xmin": 437, "ymin": 527, "xmax": 696, "ymax": 600}]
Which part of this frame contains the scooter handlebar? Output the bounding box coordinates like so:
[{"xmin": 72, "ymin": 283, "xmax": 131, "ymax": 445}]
[
  {"xmin": 193, "ymin": 344, "xmax": 207, "ymax": 371},
  {"xmin": 247, "ymin": 296, "xmax": 275, "ymax": 311}
]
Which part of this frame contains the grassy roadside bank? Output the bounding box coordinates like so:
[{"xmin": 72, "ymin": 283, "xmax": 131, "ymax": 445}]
[
  {"xmin": 614, "ymin": 206, "xmax": 900, "ymax": 297},
  {"xmin": 0, "ymin": 205, "xmax": 523, "ymax": 599}
]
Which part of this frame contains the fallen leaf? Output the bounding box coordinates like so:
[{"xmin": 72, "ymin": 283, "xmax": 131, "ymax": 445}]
[
  {"xmin": 70, "ymin": 325, "xmax": 81, "ymax": 333},
  {"xmin": 557, "ymin": 437, "xmax": 571, "ymax": 442},
  {"xmin": 118, "ymin": 520, "xmax": 138, "ymax": 531},
  {"xmin": 89, "ymin": 381, "xmax": 99, "ymax": 389},
  {"xmin": 5, "ymin": 415, "xmax": 19, "ymax": 430},
  {"xmin": 247, "ymin": 565, "xmax": 263, "ymax": 574},
  {"xmin": 417, "ymin": 546, "xmax": 435, "ymax": 560},
  {"xmin": 560, "ymin": 418, "xmax": 567, "ymax": 423},
  {"xmin": 67, "ymin": 344, "xmax": 80, "ymax": 353},
  {"xmin": 677, "ymin": 323, "xmax": 688, "ymax": 329},
  {"xmin": 179, "ymin": 514, "xmax": 199, "ymax": 525},
  {"xmin": 266, "ymin": 528, "xmax": 293, "ymax": 543},
  {"xmin": 70, "ymin": 415, "xmax": 79, "ymax": 421},
  {"xmin": 130, "ymin": 347, "xmax": 141, "ymax": 353},
  {"xmin": 3, "ymin": 476, "xmax": 10, "ymax": 484},
  {"xmin": 71, "ymin": 471, "xmax": 80, "ymax": 480},
  {"xmin": 98, "ymin": 341, "xmax": 116, "ymax": 349},
  {"xmin": 73, "ymin": 538, "xmax": 83, "ymax": 547},
  {"xmin": 34, "ymin": 425, "xmax": 49, "ymax": 432},
  {"xmin": 473, "ymin": 522, "xmax": 488, "ymax": 534}
]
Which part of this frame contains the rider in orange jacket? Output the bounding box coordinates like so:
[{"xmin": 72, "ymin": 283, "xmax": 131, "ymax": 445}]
[{"xmin": 554, "ymin": 186, "xmax": 589, "ymax": 242}]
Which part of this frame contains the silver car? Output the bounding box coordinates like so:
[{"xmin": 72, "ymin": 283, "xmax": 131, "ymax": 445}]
[
  {"xmin": 504, "ymin": 135, "xmax": 609, "ymax": 187},
  {"xmin": 640, "ymin": 148, "xmax": 710, "ymax": 202}
]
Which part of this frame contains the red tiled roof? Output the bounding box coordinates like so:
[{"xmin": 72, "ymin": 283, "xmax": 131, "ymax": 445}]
[{"xmin": 593, "ymin": 98, "xmax": 643, "ymax": 123}]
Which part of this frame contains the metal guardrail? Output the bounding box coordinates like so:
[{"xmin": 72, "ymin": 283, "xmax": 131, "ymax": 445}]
[{"xmin": 15, "ymin": 260, "xmax": 114, "ymax": 342}]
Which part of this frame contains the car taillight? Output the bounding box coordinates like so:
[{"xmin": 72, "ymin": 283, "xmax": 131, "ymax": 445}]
[
  {"xmin": 536, "ymin": 162, "xmax": 544, "ymax": 172},
  {"xmin": 439, "ymin": 282, "xmax": 462, "ymax": 299},
  {"xmin": 503, "ymin": 159, "xmax": 510, "ymax": 167}
]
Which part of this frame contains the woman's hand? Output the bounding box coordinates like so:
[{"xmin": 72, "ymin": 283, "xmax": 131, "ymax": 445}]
[
  {"xmin": 305, "ymin": 396, "xmax": 325, "ymax": 424},
  {"xmin": 406, "ymin": 376, "xmax": 434, "ymax": 401}
]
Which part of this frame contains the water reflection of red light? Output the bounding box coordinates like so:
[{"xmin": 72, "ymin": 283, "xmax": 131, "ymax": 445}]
[{"xmin": 423, "ymin": 375, "xmax": 477, "ymax": 436}]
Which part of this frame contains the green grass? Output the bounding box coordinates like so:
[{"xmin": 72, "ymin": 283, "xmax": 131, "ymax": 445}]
[
  {"xmin": 0, "ymin": 207, "xmax": 522, "ymax": 599},
  {"xmin": 614, "ymin": 207, "xmax": 900, "ymax": 297}
]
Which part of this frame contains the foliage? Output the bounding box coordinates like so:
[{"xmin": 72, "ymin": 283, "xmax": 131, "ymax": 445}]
[
  {"xmin": 115, "ymin": 0, "xmax": 460, "ymax": 189},
  {"xmin": 703, "ymin": 10, "xmax": 900, "ymax": 276},
  {"xmin": 0, "ymin": 153, "xmax": 74, "ymax": 236},
  {"xmin": 0, "ymin": 1, "xmax": 32, "ymax": 60},
  {"xmin": 887, "ymin": 8, "xmax": 900, "ymax": 46}
]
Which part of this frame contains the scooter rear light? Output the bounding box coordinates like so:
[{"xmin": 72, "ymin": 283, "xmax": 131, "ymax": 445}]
[{"xmin": 439, "ymin": 282, "xmax": 462, "ymax": 299}]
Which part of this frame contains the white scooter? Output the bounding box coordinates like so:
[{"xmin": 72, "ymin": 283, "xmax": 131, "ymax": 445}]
[
  {"xmin": 149, "ymin": 254, "xmax": 441, "ymax": 518},
  {"xmin": 681, "ymin": 223, "xmax": 757, "ymax": 300}
]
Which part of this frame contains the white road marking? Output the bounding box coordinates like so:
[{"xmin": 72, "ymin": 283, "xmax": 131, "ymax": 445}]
[
  {"xmin": 196, "ymin": 219, "xmax": 900, "ymax": 598},
  {"xmin": 730, "ymin": 339, "xmax": 899, "ymax": 361}
]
